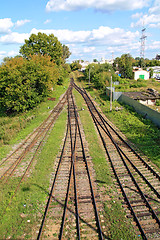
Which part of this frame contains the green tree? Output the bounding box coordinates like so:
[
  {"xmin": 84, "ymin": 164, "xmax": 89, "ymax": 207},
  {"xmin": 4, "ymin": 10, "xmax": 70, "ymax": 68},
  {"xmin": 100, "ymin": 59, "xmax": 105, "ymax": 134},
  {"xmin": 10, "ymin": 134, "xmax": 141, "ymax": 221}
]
[
  {"xmin": 84, "ymin": 63, "xmax": 112, "ymax": 89},
  {"xmin": 62, "ymin": 45, "xmax": 71, "ymax": 62},
  {"xmin": 0, "ymin": 55, "xmax": 59, "ymax": 113},
  {"xmin": 70, "ymin": 61, "xmax": 82, "ymax": 71},
  {"xmin": 93, "ymin": 59, "xmax": 98, "ymax": 62},
  {"xmin": 19, "ymin": 32, "xmax": 65, "ymax": 65},
  {"xmin": 149, "ymin": 68, "xmax": 153, "ymax": 78},
  {"xmin": 115, "ymin": 54, "xmax": 133, "ymax": 79}
]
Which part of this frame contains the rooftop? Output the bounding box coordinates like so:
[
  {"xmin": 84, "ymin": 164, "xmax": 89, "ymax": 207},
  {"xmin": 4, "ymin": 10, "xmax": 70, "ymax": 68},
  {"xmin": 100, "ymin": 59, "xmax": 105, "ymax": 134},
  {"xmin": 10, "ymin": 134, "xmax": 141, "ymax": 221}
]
[{"xmin": 123, "ymin": 88, "xmax": 160, "ymax": 100}]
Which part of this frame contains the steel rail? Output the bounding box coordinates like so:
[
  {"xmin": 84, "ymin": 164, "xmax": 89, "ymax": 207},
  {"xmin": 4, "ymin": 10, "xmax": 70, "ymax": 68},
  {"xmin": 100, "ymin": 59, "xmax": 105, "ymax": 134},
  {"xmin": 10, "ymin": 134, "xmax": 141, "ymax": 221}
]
[
  {"xmin": 67, "ymin": 87, "xmax": 80, "ymax": 239},
  {"xmin": 37, "ymin": 122, "xmax": 69, "ymax": 240},
  {"xmin": 92, "ymin": 108, "xmax": 160, "ymax": 199},
  {"xmin": 75, "ymin": 83, "xmax": 160, "ymax": 182},
  {"xmin": 79, "ymin": 93, "xmax": 160, "ymax": 198},
  {"xmin": 59, "ymin": 88, "xmax": 79, "ymax": 239},
  {"xmin": 0, "ymin": 90, "xmax": 69, "ymax": 221},
  {"xmin": 92, "ymin": 116, "xmax": 148, "ymax": 239},
  {"xmin": 79, "ymin": 94, "xmax": 148, "ymax": 239},
  {"xmin": 73, "ymin": 83, "xmax": 160, "ymax": 197},
  {"xmin": 0, "ymin": 90, "xmax": 68, "ymax": 168},
  {"xmin": 83, "ymin": 94, "xmax": 160, "ymax": 226},
  {"xmin": 70, "ymin": 92, "xmax": 104, "ymax": 240},
  {"xmin": 0, "ymin": 91, "xmax": 68, "ymax": 182},
  {"xmin": 73, "ymin": 82, "xmax": 160, "ymax": 239}
]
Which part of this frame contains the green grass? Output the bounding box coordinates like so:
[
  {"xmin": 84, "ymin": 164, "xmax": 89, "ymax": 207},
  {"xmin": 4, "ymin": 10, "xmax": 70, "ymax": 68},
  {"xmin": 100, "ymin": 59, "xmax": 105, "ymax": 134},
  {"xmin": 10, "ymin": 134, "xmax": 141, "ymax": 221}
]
[
  {"xmin": 73, "ymin": 87, "xmax": 138, "ymax": 240},
  {"xmin": 0, "ymin": 107, "xmax": 67, "ymax": 239}
]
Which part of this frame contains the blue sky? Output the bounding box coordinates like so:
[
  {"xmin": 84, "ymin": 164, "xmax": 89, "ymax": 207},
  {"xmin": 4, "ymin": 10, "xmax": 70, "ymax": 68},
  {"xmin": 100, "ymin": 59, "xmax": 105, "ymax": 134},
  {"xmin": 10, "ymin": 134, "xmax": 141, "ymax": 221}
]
[{"xmin": 0, "ymin": 0, "xmax": 160, "ymax": 63}]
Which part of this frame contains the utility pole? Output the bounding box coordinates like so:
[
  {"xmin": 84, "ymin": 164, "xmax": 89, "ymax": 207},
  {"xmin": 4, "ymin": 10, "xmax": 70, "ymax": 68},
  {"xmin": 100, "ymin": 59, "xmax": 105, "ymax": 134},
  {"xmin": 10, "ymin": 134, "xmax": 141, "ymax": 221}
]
[
  {"xmin": 89, "ymin": 68, "xmax": 91, "ymax": 84},
  {"xmin": 110, "ymin": 75, "xmax": 112, "ymax": 111},
  {"xmin": 89, "ymin": 66, "xmax": 94, "ymax": 84}
]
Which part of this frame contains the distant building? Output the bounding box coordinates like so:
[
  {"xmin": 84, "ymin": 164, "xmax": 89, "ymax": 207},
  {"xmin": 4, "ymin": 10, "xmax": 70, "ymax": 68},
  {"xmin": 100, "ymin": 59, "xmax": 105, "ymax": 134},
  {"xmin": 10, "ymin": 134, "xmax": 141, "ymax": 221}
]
[
  {"xmin": 123, "ymin": 88, "xmax": 160, "ymax": 106},
  {"xmin": 99, "ymin": 57, "xmax": 114, "ymax": 65},
  {"xmin": 148, "ymin": 66, "xmax": 160, "ymax": 79},
  {"xmin": 133, "ymin": 67, "xmax": 149, "ymax": 80}
]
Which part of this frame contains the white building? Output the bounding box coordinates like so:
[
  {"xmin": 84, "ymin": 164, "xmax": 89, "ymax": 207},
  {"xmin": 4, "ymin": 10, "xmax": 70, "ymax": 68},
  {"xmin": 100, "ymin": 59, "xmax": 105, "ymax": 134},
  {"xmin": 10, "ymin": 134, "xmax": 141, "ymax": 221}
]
[
  {"xmin": 133, "ymin": 68, "xmax": 149, "ymax": 80},
  {"xmin": 147, "ymin": 66, "xmax": 160, "ymax": 79},
  {"xmin": 79, "ymin": 60, "xmax": 90, "ymax": 71},
  {"xmin": 99, "ymin": 57, "xmax": 114, "ymax": 65}
]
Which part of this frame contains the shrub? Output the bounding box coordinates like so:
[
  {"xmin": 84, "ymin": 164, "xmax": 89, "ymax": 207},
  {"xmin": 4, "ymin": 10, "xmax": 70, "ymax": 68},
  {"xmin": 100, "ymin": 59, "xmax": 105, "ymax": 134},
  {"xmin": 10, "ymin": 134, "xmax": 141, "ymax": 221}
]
[
  {"xmin": 156, "ymin": 99, "xmax": 160, "ymax": 106},
  {"xmin": 0, "ymin": 55, "xmax": 59, "ymax": 113}
]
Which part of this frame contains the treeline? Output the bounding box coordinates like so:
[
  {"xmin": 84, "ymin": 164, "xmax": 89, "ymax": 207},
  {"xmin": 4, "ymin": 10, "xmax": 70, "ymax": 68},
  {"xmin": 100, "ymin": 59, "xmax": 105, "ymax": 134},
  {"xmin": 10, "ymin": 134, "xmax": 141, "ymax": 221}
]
[
  {"xmin": 80, "ymin": 54, "xmax": 157, "ymax": 90},
  {"xmin": 0, "ymin": 32, "xmax": 71, "ymax": 114}
]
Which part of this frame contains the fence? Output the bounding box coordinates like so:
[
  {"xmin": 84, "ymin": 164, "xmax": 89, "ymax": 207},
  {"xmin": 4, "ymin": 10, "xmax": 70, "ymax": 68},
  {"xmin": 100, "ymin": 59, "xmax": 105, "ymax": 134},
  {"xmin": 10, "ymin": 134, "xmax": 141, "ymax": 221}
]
[{"xmin": 106, "ymin": 87, "xmax": 160, "ymax": 128}]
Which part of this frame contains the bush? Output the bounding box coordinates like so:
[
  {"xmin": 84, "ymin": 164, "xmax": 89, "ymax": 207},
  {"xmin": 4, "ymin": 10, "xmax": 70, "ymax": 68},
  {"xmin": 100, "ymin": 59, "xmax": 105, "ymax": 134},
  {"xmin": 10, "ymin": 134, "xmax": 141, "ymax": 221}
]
[
  {"xmin": 0, "ymin": 55, "xmax": 59, "ymax": 113},
  {"xmin": 130, "ymin": 82, "xmax": 147, "ymax": 88},
  {"xmin": 156, "ymin": 99, "xmax": 160, "ymax": 106}
]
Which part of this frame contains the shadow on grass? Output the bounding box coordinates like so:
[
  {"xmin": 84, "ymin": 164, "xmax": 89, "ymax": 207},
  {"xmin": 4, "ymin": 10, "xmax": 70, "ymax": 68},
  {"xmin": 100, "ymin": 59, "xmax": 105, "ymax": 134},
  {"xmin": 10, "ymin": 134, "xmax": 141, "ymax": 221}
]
[{"xmin": 33, "ymin": 183, "xmax": 110, "ymax": 240}]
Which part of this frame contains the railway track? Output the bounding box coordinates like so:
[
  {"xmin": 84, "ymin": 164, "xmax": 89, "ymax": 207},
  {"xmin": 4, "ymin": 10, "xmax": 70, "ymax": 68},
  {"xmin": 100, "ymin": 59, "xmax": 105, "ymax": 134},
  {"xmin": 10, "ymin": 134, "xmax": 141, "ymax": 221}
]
[
  {"xmin": 37, "ymin": 84, "xmax": 106, "ymax": 239},
  {"xmin": 1, "ymin": 78, "xmax": 160, "ymax": 239},
  {"xmin": 73, "ymin": 81, "xmax": 160, "ymax": 240},
  {"xmin": 0, "ymin": 88, "xmax": 69, "ymax": 212}
]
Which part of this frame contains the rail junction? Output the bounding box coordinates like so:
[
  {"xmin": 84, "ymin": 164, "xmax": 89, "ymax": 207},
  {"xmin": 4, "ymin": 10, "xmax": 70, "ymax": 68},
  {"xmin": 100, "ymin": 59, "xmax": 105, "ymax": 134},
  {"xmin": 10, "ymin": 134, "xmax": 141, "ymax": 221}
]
[{"xmin": 0, "ymin": 79, "xmax": 160, "ymax": 239}]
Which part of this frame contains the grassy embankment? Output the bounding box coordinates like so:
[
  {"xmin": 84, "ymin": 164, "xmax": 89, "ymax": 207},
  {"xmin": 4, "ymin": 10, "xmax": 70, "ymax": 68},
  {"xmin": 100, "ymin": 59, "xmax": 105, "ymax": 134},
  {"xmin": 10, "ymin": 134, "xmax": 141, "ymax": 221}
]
[
  {"xmin": 73, "ymin": 87, "xmax": 139, "ymax": 240},
  {"xmin": 0, "ymin": 79, "xmax": 69, "ymax": 239}
]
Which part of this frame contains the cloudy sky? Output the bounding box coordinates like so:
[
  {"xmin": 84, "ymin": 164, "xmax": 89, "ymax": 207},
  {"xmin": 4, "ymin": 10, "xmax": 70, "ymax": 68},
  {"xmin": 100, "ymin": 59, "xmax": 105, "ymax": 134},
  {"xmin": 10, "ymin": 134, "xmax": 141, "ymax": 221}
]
[{"xmin": 0, "ymin": 0, "xmax": 160, "ymax": 62}]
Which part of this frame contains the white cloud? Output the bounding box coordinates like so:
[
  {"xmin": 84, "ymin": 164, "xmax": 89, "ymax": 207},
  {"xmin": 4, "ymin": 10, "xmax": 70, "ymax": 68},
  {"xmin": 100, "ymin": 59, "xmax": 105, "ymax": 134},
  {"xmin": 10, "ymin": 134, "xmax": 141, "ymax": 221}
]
[
  {"xmin": 15, "ymin": 19, "xmax": 31, "ymax": 28},
  {"xmin": 131, "ymin": 12, "xmax": 143, "ymax": 19},
  {"xmin": 0, "ymin": 26, "xmax": 140, "ymax": 61},
  {"xmin": 31, "ymin": 28, "xmax": 91, "ymax": 43},
  {"xmin": 0, "ymin": 32, "xmax": 30, "ymax": 44},
  {"xmin": 29, "ymin": 26, "xmax": 140, "ymax": 60},
  {"xmin": 131, "ymin": 13, "xmax": 160, "ymax": 27},
  {"xmin": 0, "ymin": 52, "xmax": 6, "ymax": 60},
  {"xmin": 131, "ymin": 0, "xmax": 160, "ymax": 28},
  {"xmin": 0, "ymin": 51, "xmax": 6, "ymax": 54},
  {"xmin": 83, "ymin": 47, "xmax": 95, "ymax": 53},
  {"xmin": 30, "ymin": 26, "xmax": 139, "ymax": 47},
  {"xmin": 0, "ymin": 18, "xmax": 13, "ymax": 33},
  {"xmin": 149, "ymin": 0, "xmax": 160, "ymax": 14},
  {"xmin": 44, "ymin": 19, "xmax": 51, "ymax": 24},
  {"xmin": 8, "ymin": 50, "xmax": 19, "ymax": 56},
  {"xmin": 0, "ymin": 50, "xmax": 19, "ymax": 61},
  {"xmin": 46, "ymin": 0, "xmax": 150, "ymax": 12},
  {"xmin": 147, "ymin": 40, "xmax": 160, "ymax": 50}
]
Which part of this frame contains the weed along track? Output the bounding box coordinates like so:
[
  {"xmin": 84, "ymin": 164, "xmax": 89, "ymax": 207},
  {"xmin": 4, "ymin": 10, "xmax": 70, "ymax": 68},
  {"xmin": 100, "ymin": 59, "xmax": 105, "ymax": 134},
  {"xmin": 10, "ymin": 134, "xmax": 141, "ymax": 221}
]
[
  {"xmin": 38, "ymin": 84, "xmax": 105, "ymax": 239},
  {"xmin": 73, "ymin": 81, "xmax": 160, "ymax": 239}
]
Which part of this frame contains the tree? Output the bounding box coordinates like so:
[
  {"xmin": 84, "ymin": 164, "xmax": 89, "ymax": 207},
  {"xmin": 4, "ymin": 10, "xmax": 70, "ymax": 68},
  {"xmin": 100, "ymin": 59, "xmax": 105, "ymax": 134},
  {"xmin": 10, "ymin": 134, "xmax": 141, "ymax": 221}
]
[
  {"xmin": 19, "ymin": 32, "xmax": 66, "ymax": 65},
  {"xmin": 115, "ymin": 54, "xmax": 133, "ymax": 79},
  {"xmin": 0, "ymin": 55, "xmax": 59, "ymax": 113},
  {"xmin": 149, "ymin": 68, "xmax": 153, "ymax": 78},
  {"xmin": 62, "ymin": 45, "xmax": 71, "ymax": 62},
  {"xmin": 93, "ymin": 59, "xmax": 98, "ymax": 62},
  {"xmin": 84, "ymin": 63, "xmax": 112, "ymax": 89},
  {"xmin": 70, "ymin": 61, "xmax": 82, "ymax": 71}
]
